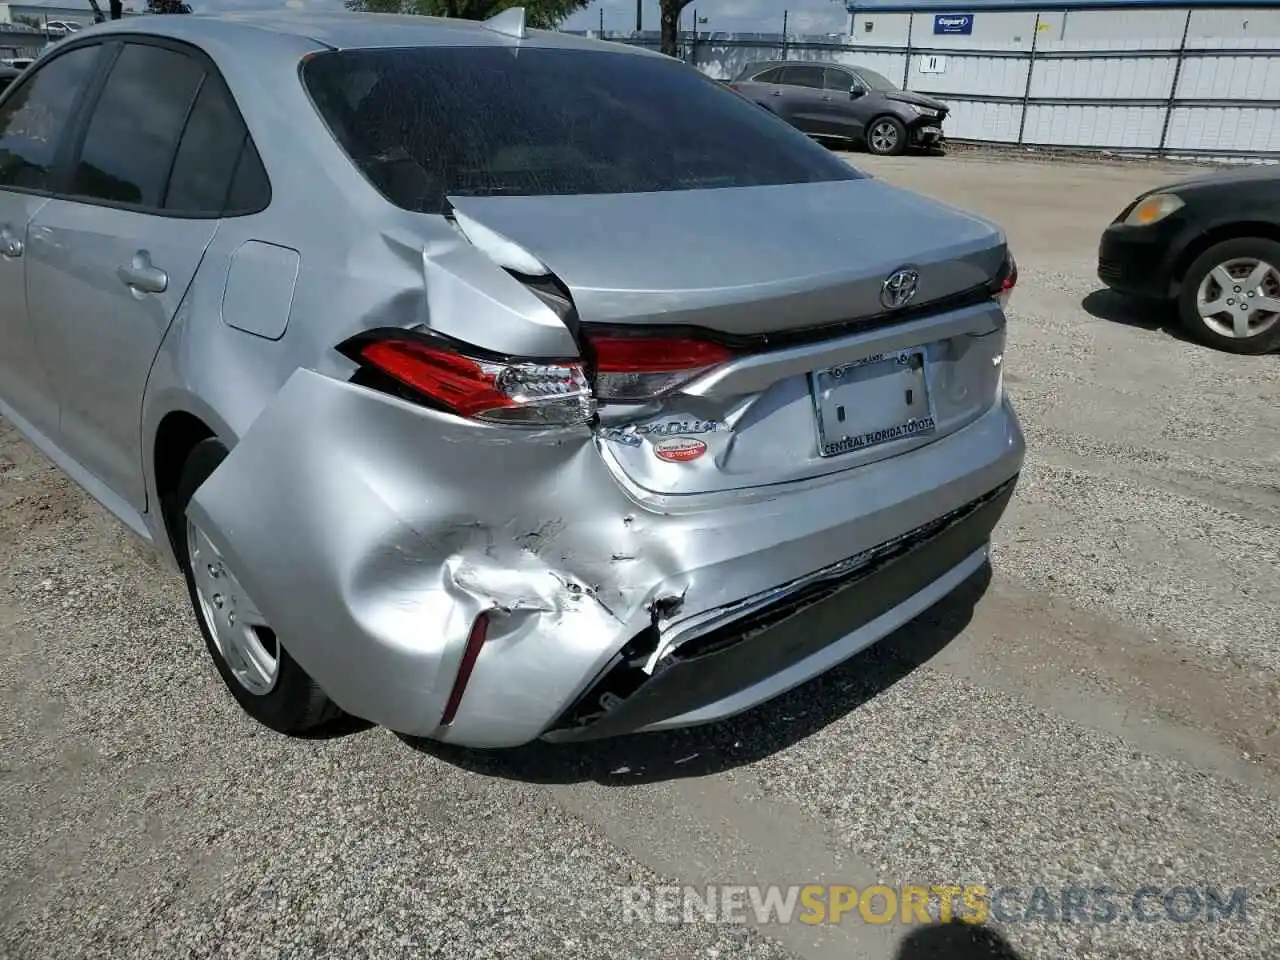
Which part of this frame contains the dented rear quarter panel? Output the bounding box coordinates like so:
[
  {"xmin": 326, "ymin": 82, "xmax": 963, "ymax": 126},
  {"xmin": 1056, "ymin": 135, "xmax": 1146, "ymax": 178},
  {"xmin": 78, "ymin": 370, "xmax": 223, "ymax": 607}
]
[{"xmin": 185, "ymin": 366, "xmax": 1023, "ymax": 746}]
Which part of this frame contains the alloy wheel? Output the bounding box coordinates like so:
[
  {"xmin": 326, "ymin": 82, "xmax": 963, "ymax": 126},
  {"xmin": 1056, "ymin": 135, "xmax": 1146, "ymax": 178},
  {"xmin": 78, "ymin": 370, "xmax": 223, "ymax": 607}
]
[
  {"xmin": 186, "ymin": 518, "xmax": 280, "ymax": 695},
  {"xmin": 1195, "ymin": 257, "xmax": 1280, "ymax": 340},
  {"xmin": 870, "ymin": 120, "xmax": 900, "ymax": 154}
]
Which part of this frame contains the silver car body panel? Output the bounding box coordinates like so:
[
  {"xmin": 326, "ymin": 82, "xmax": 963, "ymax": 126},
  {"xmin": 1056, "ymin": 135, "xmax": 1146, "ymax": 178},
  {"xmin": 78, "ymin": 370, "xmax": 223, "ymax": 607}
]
[
  {"xmin": 0, "ymin": 11, "xmax": 1026, "ymax": 746},
  {"xmin": 445, "ymin": 183, "xmax": 1003, "ymax": 334},
  {"xmin": 187, "ymin": 366, "xmax": 1022, "ymax": 747}
]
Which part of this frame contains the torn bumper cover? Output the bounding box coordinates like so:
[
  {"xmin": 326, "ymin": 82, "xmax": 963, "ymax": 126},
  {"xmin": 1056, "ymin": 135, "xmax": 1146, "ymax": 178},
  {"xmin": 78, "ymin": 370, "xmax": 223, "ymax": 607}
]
[
  {"xmin": 187, "ymin": 368, "xmax": 1024, "ymax": 748},
  {"xmin": 545, "ymin": 478, "xmax": 1013, "ymax": 741}
]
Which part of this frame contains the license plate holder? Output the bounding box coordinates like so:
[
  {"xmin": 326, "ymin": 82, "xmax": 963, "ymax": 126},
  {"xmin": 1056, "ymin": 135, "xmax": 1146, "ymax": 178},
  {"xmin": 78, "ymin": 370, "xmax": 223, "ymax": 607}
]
[{"xmin": 810, "ymin": 350, "xmax": 936, "ymax": 458}]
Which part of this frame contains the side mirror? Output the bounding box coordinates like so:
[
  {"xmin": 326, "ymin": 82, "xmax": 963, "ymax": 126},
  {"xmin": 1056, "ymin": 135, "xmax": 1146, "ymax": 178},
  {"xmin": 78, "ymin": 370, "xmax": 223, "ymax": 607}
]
[{"xmin": 849, "ymin": 86, "xmax": 865, "ymax": 99}]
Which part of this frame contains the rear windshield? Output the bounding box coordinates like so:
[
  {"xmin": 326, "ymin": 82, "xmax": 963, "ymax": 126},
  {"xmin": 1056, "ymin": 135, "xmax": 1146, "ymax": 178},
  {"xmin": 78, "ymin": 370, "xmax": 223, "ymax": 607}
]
[{"xmin": 300, "ymin": 46, "xmax": 860, "ymax": 214}]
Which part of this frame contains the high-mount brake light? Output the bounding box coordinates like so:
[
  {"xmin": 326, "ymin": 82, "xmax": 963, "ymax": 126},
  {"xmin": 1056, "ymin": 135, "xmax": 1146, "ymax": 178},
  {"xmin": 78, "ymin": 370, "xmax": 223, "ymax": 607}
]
[
  {"xmin": 585, "ymin": 332, "xmax": 737, "ymax": 402},
  {"xmin": 343, "ymin": 332, "xmax": 594, "ymax": 426}
]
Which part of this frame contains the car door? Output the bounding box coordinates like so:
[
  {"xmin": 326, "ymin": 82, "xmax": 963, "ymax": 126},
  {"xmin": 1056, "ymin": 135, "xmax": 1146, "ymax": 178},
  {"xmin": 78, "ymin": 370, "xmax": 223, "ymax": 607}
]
[
  {"xmin": 823, "ymin": 66, "xmax": 868, "ymax": 140},
  {"xmin": 25, "ymin": 39, "xmax": 220, "ymax": 514},
  {"xmin": 0, "ymin": 41, "xmax": 102, "ymax": 443},
  {"xmin": 735, "ymin": 65, "xmax": 784, "ymax": 103},
  {"xmin": 774, "ymin": 64, "xmax": 837, "ymax": 136}
]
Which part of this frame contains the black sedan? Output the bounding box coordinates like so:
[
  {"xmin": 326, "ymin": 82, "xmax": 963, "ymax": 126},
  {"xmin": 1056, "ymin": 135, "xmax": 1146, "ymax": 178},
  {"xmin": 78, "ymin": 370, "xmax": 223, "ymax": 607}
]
[{"xmin": 1098, "ymin": 166, "xmax": 1280, "ymax": 354}]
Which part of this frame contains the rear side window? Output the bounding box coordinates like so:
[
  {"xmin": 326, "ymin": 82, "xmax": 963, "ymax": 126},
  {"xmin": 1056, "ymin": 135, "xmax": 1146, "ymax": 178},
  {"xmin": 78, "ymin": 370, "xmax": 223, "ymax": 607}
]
[
  {"xmin": 301, "ymin": 47, "xmax": 859, "ymax": 215},
  {"xmin": 163, "ymin": 73, "xmax": 269, "ymax": 215},
  {"xmin": 753, "ymin": 67, "xmax": 784, "ymax": 83},
  {"xmin": 824, "ymin": 68, "xmax": 854, "ymax": 91},
  {"xmin": 780, "ymin": 65, "xmax": 825, "ymax": 90},
  {"xmin": 223, "ymin": 137, "xmax": 270, "ymax": 215},
  {"xmin": 0, "ymin": 45, "xmax": 98, "ymax": 190},
  {"xmin": 70, "ymin": 42, "xmax": 203, "ymax": 207}
]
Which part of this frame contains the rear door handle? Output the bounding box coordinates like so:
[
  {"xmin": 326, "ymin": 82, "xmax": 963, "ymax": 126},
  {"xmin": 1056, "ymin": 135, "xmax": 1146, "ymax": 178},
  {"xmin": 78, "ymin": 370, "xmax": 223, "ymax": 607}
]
[
  {"xmin": 117, "ymin": 252, "xmax": 167, "ymax": 294},
  {"xmin": 770, "ymin": 89, "xmax": 782, "ymax": 96},
  {"xmin": 0, "ymin": 226, "xmax": 23, "ymax": 258}
]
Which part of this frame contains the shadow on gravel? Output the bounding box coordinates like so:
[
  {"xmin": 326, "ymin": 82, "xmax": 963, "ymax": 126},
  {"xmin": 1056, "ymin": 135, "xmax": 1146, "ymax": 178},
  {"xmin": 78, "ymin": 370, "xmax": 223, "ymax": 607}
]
[
  {"xmin": 295, "ymin": 713, "xmax": 377, "ymax": 740},
  {"xmin": 895, "ymin": 922, "xmax": 1026, "ymax": 959},
  {"xmin": 403, "ymin": 561, "xmax": 992, "ymax": 785},
  {"xmin": 1081, "ymin": 288, "xmax": 1188, "ymax": 342}
]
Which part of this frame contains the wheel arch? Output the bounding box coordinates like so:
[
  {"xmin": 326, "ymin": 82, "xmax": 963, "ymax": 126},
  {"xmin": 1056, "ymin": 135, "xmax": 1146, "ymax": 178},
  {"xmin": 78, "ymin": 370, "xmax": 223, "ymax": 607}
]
[
  {"xmin": 1170, "ymin": 221, "xmax": 1280, "ymax": 291},
  {"xmin": 153, "ymin": 411, "xmax": 218, "ymax": 542},
  {"xmin": 144, "ymin": 394, "xmax": 239, "ymax": 568}
]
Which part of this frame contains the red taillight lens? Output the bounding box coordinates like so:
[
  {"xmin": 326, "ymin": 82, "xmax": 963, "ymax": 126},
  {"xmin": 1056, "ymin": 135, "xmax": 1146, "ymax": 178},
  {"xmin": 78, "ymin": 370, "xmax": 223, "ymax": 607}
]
[
  {"xmin": 994, "ymin": 252, "xmax": 1017, "ymax": 309},
  {"xmin": 346, "ymin": 333, "xmax": 593, "ymax": 426},
  {"xmin": 586, "ymin": 333, "xmax": 736, "ymax": 402}
]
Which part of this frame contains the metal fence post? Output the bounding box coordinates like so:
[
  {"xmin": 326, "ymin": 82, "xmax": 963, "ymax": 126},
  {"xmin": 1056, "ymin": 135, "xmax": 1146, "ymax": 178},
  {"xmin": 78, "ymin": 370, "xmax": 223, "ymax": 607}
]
[
  {"xmin": 1158, "ymin": 9, "xmax": 1193, "ymax": 156},
  {"xmin": 902, "ymin": 13, "xmax": 914, "ymax": 89},
  {"xmin": 1016, "ymin": 12, "xmax": 1041, "ymax": 145}
]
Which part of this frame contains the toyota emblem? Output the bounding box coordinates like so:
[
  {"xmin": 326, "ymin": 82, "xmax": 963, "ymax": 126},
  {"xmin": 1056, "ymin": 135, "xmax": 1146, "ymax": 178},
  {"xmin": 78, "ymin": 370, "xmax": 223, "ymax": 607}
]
[{"xmin": 880, "ymin": 268, "xmax": 920, "ymax": 310}]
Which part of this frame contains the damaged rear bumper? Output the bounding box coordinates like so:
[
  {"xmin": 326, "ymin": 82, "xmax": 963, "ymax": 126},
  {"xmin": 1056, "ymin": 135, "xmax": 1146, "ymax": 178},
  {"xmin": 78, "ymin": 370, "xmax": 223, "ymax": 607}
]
[
  {"xmin": 187, "ymin": 368, "xmax": 1024, "ymax": 748},
  {"xmin": 545, "ymin": 478, "xmax": 1012, "ymax": 740}
]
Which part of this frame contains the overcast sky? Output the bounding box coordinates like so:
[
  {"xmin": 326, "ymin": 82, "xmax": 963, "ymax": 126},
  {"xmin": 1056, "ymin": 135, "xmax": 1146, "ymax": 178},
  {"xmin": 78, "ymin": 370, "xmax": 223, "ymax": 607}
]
[{"xmin": 39, "ymin": 0, "xmax": 855, "ymax": 36}]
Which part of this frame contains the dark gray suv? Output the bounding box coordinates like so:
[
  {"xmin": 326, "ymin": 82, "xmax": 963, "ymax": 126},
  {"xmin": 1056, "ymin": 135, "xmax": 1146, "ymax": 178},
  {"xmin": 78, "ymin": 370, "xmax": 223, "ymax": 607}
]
[{"xmin": 729, "ymin": 60, "xmax": 948, "ymax": 156}]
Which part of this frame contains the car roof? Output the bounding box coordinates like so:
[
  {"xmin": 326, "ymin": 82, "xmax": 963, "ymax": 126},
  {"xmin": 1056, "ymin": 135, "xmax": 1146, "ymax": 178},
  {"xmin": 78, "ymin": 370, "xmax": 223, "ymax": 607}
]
[
  {"xmin": 741, "ymin": 60, "xmax": 858, "ymax": 76},
  {"xmin": 78, "ymin": 9, "xmax": 659, "ymax": 58}
]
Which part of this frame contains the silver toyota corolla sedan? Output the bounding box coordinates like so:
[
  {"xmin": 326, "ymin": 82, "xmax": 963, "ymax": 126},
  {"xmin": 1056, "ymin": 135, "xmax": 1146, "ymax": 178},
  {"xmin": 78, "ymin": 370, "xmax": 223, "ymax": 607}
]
[{"xmin": 0, "ymin": 10, "xmax": 1024, "ymax": 748}]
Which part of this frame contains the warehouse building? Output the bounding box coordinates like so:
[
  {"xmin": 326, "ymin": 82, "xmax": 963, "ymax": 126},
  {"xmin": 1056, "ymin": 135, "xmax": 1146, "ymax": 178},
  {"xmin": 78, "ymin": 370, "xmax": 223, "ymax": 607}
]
[{"xmin": 840, "ymin": 0, "xmax": 1280, "ymax": 156}]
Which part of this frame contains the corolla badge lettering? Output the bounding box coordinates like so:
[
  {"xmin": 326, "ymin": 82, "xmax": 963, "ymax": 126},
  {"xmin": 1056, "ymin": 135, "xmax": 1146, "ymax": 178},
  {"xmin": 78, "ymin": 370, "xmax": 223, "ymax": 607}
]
[
  {"xmin": 634, "ymin": 419, "xmax": 721, "ymax": 436},
  {"xmin": 654, "ymin": 436, "xmax": 708, "ymax": 463},
  {"xmin": 880, "ymin": 268, "xmax": 920, "ymax": 310}
]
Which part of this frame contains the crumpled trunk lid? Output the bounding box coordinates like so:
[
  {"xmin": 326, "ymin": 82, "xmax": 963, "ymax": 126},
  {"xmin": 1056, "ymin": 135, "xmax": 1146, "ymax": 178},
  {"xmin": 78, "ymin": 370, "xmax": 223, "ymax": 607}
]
[{"xmin": 446, "ymin": 178, "xmax": 1004, "ymax": 335}]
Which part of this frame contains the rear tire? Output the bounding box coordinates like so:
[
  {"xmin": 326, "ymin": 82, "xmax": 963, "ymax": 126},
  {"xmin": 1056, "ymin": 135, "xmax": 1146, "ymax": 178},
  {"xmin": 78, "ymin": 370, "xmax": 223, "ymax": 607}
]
[
  {"xmin": 1176, "ymin": 237, "xmax": 1280, "ymax": 355},
  {"xmin": 866, "ymin": 115, "xmax": 908, "ymax": 156},
  {"xmin": 167, "ymin": 438, "xmax": 340, "ymax": 734}
]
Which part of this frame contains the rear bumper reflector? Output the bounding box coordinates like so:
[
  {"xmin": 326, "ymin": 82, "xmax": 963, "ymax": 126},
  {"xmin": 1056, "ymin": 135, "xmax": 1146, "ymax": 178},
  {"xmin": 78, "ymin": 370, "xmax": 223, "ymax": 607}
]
[{"xmin": 440, "ymin": 611, "xmax": 490, "ymax": 726}]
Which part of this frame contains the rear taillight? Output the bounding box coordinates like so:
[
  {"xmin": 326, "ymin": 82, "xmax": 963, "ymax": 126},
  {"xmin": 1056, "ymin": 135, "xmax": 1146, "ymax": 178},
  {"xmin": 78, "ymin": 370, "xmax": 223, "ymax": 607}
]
[
  {"xmin": 585, "ymin": 332, "xmax": 736, "ymax": 402},
  {"xmin": 993, "ymin": 251, "xmax": 1017, "ymax": 309},
  {"xmin": 340, "ymin": 330, "xmax": 594, "ymax": 426}
]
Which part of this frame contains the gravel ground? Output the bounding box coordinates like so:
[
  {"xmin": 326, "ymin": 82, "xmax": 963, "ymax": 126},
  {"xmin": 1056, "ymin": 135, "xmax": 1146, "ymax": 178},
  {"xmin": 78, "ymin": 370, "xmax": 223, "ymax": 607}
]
[{"xmin": 2, "ymin": 149, "xmax": 1278, "ymax": 960}]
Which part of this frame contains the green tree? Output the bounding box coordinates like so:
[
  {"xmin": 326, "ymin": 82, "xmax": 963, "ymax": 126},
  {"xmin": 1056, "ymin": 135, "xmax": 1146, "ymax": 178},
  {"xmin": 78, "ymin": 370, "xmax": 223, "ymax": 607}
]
[
  {"xmin": 147, "ymin": 0, "xmax": 193, "ymax": 11},
  {"xmin": 344, "ymin": 0, "xmax": 588, "ymax": 31}
]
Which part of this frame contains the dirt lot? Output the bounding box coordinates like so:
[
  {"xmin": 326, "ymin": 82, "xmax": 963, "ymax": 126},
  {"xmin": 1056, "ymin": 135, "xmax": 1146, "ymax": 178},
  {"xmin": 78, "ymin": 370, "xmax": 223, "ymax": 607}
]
[{"xmin": 1, "ymin": 151, "xmax": 1278, "ymax": 960}]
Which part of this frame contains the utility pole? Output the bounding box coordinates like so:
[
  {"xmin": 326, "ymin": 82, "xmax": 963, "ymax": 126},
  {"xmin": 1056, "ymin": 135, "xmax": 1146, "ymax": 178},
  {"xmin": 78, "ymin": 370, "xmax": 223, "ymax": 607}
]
[
  {"xmin": 599, "ymin": 5, "xmax": 604, "ymax": 35},
  {"xmin": 635, "ymin": 0, "xmax": 641, "ymax": 32},
  {"xmin": 781, "ymin": 9, "xmax": 788, "ymax": 59}
]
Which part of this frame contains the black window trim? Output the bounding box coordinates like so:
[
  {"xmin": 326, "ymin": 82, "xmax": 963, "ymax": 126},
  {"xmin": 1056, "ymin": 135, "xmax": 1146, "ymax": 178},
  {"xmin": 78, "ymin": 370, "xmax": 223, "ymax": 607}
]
[{"xmin": 0, "ymin": 32, "xmax": 271, "ymax": 220}]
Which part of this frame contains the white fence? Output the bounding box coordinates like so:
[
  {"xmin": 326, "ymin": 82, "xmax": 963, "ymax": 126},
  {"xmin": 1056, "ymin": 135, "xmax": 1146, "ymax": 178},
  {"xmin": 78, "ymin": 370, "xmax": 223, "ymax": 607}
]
[{"xmin": 602, "ymin": 24, "xmax": 1280, "ymax": 159}]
